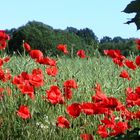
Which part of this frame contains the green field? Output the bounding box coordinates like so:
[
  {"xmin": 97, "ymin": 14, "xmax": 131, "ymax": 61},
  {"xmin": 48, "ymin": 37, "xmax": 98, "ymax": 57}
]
[{"xmin": 0, "ymin": 54, "xmax": 140, "ymax": 140}]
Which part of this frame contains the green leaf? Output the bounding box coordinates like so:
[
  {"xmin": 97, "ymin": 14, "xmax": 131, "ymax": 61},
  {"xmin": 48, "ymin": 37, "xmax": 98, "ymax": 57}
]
[
  {"xmin": 123, "ymin": 0, "xmax": 140, "ymax": 30},
  {"xmin": 123, "ymin": 0, "xmax": 140, "ymax": 13},
  {"xmin": 125, "ymin": 13, "xmax": 140, "ymax": 30}
]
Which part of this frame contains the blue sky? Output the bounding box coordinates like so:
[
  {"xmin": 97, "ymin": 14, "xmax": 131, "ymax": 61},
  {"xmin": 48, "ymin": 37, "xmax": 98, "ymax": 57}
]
[{"xmin": 1, "ymin": 0, "xmax": 139, "ymax": 39}]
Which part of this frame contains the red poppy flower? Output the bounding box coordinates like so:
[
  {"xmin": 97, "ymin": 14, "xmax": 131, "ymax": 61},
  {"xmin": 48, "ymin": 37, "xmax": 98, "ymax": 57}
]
[
  {"xmin": 21, "ymin": 72, "xmax": 30, "ymax": 80},
  {"xmin": 110, "ymin": 121, "xmax": 129, "ymax": 136},
  {"xmin": 29, "ymin": 74, "xmax": 44, "ymax": 87},
  {"xmin": 3, "ymin": 69, "xmax": 11, "ymax": 82},
  {"xmin": 63, "ymin": 87, "xmax": 73, "ymax": 100},
  {"xmin": 63, "ymin": 79, "xmax": 78, "ymax": 89},
  {"xmin": 121, "ymin": 109, "xmax": 135, "ymax": 121},
  {"xmin": 101, "ymin": 117, "xmax": 115, "ymax": 129},
  {"xmin": 6, "ymin": 34, "xmax": 10, "ymax": 40},
  {"xmin": 124, "ymin": 59, "xmax": 136, "ymax": 70},
  {"xmin": 37, "ymin": 57, "xmax": 56, "ymax": 66},
  {"xmin": 0, "ymin": 88, "xmax": 4, "ymax": 93},
  {"xmin": 81, "ymin": 102, "xmax": 95, "ymax": 115},
  {"xmin": 46, "ymin": 66, "xmax": 58, "ymax": 77},
  {"xmin": 29, "ymin": 68, "xmax": 44, "ymax": 87},
  {"xmin": 12, "ymin": 76, "xmax": 24, "ymax": 85},
  {"xmin": 57, "ymin": 44, "xmax": 68, "ymax": 54},
  {"xmin": 12, "ymin": 72, "xmax": 30, "ymax": 85},
  {"xmin": 135, "ymin": 39, "xmax": 140, "ymax": 46},
  {"xmin": 137, "ymin": 45, "xmax": 140, "ymax": 50},
  {"xmin": 0, "ymin": 30, "xmax": 9, "ymax": 50},
  {"xmin": 56, "ymin": 116, "xmax": 70, "ymax": 128},
  {"xmin": 112, "ymin": 57, "xmax": 124, "ymax": 67},
  {"xmin": 92, "ymin": 103, "xmax": 109, "ymax": 115},
  {"xmin": 17, "ymin": 105, "xmax": 31, "ymax": 119},
  {"xmin": 135, "ymin": 86, "xmax": 140, "ymax": 95},
  {"xmin": 135, "ymin": 56, "xmax": 140, "ymax": 66},
  {"xmin": 0, "ymin": 88, "xmax": 4, "ymax": 101},
  {"xmin": 23, "ymin": 42, "xmax": 31, "ymax": 52},
  {"xmin": 18, "ymin": 83, "xmax": 35, "ymax": 99},
  {"xmin": 126, "ymin": 91, "xmax": 139, "ymax": 107},
  {"xmin": 0, "ymin": 68, "xmax": 11, "ymax": 82},
  {"xmin": 0, "ymin": 69, "xmax": 5, "ymax": 80},
  {"xmin": 104, "ymin": 50, "xmax": 125, "ymax": 67},
  {"xmin": 92, "ymin": 83, "xmax": 107, "ymax": 103},
  {"xmin": 97, "ymin": 125, "xmax": 108, "ymax": 138},
  {"xmin": 80, "ymin": 133, "xmax": 94, "ymax": 140},
  {"xmin": 134, "ymin": 99, "xmax": 140, "ymax": 106},
  {"xmin": 104, "ymin": 49, "xmax": 121, "ymax": 58},
  {"xmin": 135, "ymin": 111, "xmax": 140, "ymax": 119},
  {"xmin": 46, "ymin": 85, "xmax": 64, "ymax": 105},
  {"xmin": 67, "ymin": 103, "xmax": 81, "ymax": 118},
  {"xmin": 119, "ymin": 70, "xmax": 131, "ymax": 80},
  {"xmin": 0, "ymin": 40, "xmax": 7, "ymax": 50},
  {"xmin": 30, "ymin": 50, "xmax": 43, "ymax": 60},
  {"xmin": 32, "ymin": 68, "xmax": 43, "ymax": 75},
  {"xmin": 0, "ymin": 59, "xmax": 3, "ymax": 67},
  {"xmin": 0, "ymin": 30, "xmax": 10, "ymax": 40},
  {"xmin": 77, "ymin": 50, "xmax": 86, "ymax": 58},
  {"xmin": 101, "ymin": 97, "xmax": 120, "ymax": 110},
  {"xmin": 3, "ymin": 57, "xmax": 10, "ymax": 63}
]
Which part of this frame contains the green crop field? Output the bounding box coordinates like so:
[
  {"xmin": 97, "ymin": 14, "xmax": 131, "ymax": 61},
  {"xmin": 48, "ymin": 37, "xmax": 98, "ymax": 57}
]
[{"xmin": 0, "ymin": 53, "xmax": 140, "ymax": 140}]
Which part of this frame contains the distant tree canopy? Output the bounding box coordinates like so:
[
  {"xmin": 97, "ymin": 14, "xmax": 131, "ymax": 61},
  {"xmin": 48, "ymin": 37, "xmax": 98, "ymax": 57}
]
[
  {"xmin": 65, "ymin": 27, "xmax": 99, "ymax": 56},
  {"xmin": 6, "ymin": 20, "xmax": 136, "ymax": 57},
  {"xmin": 7, "ymin": 21, "xmax": 99, "ymax": 57},
  {"xmin": 99, "ymin": 36, "xmax": 137, "ymax": 56},
  {"xmin": 123, "ymin": 0, "xmax": 140, "ymax": 30}
]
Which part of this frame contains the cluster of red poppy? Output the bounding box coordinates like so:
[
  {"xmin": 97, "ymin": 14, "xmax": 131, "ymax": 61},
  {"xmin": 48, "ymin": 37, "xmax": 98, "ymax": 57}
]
[
  {"xmin": 0, "ymin": 30, "xmax": 10, "ymax": 50},
  {"xmin": 104, "ymin": 44, "xmax": 140, "ymax": 81},
  {"xmin": 24, "ymin": 43, "xmax": 87, "ymax": 60},
  {"xmin": 1, "ymin": 29, "xmax": 140, "ymax": 140},
  {"xmin": 0, "ymin": 61, "xmax": 11, "ymax": 82},
  {"xmin": 0, "ymin": 31, "xmax": 11, "ymax": 83},
  {"xmin": 136, "ymin": 39, "xmax": 140, "ymax": 50},
  {"xmin": 56, "ymin": 44, "xmax": 87, "ymax": 58},
  {"xmin": 12, "ymin": 68, "xmax": 44, "ymax": 99}
]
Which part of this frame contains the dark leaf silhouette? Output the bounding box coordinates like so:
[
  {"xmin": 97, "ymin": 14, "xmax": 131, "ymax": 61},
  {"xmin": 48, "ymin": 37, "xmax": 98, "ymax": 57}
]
[{"xmin": 123, "ymin": 0, "xmax": 140, "ymax": 30}]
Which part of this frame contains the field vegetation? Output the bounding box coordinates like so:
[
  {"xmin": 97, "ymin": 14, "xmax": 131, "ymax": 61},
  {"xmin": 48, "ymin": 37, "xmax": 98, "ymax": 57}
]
[{"xmin": 0, "ymin": 30, "xmax": 140, "ymax": 140}]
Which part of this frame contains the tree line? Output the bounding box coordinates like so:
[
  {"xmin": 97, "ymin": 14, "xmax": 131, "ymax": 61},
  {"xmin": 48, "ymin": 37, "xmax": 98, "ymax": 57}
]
[{"xmin": 5, "ymin": 21, "xmax": 138, "ymax": 57}]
